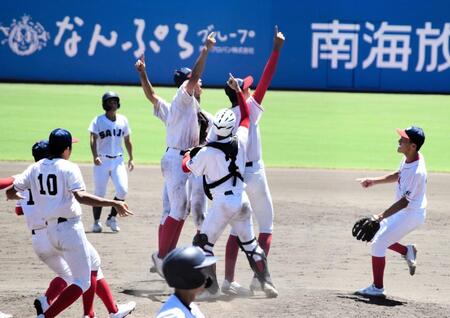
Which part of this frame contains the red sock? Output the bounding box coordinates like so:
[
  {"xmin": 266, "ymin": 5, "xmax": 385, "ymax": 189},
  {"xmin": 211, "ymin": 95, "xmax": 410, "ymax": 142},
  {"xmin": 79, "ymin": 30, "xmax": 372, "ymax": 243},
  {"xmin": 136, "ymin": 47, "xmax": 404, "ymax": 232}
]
[
  {"xmin": 388, "ymin": 242, "xmax": 407, "ymax": 255},
  {"xmin": 158, "ymin": 216, "xmax": 180, "ymax": 258},
  {"xmin": 372, "ymin": 256, "xmax": 385, "ymax": 289},
  {"xmin": 224, "ymin": 235, "xmax": 239, "ymax": 282},
  {"xmin": 45, "ymin": 277, "xmax": 67, "ymax": 304},
  {"xmin": 258, "ymin": 233, "xmax": 272, "ymax": 256},
  {"xmin": 169, "ymin": 219, "xmax": 185, "ymax": 251},
  {"xmin": 96, "ymin": 278, "xmax": 118, "ymax": 314},
  {"xmin": 44, "ymin": 284, "xmax": 83, "ymax": 318},
  {"xmin": 158, "ymin": 223, "xmax": 163, "ymax": 247},
  {"xmin": 82, "ymin": 271, "xmax": 97, "ymax": 317}
]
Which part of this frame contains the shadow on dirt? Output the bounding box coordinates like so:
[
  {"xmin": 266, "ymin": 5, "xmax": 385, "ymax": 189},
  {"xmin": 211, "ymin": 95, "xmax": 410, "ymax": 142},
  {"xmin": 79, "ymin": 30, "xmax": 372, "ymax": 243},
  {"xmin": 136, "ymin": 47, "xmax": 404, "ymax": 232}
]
[{"xmin": 337, "ymin": 294, "xmax": 407, "ymax": 307}]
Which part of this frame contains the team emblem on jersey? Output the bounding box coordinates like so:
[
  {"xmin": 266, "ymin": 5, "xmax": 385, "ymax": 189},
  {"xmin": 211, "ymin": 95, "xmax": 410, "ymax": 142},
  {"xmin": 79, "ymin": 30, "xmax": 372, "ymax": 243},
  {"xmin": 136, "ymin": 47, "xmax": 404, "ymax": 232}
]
[{"xmin": 0, "ymin": 15, "xmax": 50, "ymax": 56}]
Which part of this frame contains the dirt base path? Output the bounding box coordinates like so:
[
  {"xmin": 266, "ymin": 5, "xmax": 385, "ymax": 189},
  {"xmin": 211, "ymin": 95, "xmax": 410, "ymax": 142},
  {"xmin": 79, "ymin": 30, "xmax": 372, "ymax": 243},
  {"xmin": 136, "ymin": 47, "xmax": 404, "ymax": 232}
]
[{"xmin": 1, "ymin": 163, "xmax": 449, "ymax": 317}]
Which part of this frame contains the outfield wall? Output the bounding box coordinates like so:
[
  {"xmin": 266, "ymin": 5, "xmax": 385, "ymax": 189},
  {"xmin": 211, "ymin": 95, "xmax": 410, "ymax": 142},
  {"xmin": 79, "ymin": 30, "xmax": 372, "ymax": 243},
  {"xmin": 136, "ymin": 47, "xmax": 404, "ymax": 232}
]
[{"xmin": 1, "ymin": 1, "xmax": 449, "ymax": 93}]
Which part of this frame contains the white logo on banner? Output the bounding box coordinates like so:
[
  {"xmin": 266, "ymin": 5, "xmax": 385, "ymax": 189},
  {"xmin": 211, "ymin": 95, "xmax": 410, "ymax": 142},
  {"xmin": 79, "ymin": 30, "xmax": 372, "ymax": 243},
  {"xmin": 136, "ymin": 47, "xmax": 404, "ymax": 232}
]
[{"xmin": 0, "ymin": 15, "xmax": 50, "ymax": 56}]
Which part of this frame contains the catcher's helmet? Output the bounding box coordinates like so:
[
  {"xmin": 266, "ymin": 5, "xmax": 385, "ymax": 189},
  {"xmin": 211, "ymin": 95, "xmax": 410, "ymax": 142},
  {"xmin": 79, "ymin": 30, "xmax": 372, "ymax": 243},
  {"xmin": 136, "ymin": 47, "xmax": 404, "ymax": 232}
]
[
  {"xmin": 102, "ymin": 91, "xmax": 120, "ymax": 111},
  {"xmin": 224, "ymin": 75, "xmax": 253, "ymax": 104},
  {"xmin": 173, "ymin": 67, "xmax": 192, "ymax": 88},
  {"xmin": 213, "ymin": 108, "xmax": 236, "ymax": 137},
  {"xmin": 32, "ymin": 140, "xmax": 49, "ymax": 162},
  {"xmin": 163, "ymin": 246, "xmax": 216, "ymax": 289}
]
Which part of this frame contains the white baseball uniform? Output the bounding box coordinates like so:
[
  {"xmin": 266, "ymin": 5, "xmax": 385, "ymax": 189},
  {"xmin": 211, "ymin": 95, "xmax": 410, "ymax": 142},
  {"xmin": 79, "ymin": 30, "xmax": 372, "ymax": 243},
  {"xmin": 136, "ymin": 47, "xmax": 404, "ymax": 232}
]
[
  {"xmin": 207, "ymin": 96, "xmax": 274, "ymax": 234},
  {"xmin": 17, "ymin": 189, "xmax": 72, "ymax": 284},
  {"xmin": 187, "ymin": 126, "xmax": 256, "ymax": 250},
  {"xmin": 156, "ymin": 294, "xmax": 204, "ymax": 318},
  {"xmin": 88, "ymin": 113, "xmax": 131, "ymax": 200},
  {"xmin": 154, "ymin": 82, "xmax": 205, "ymax": 223},
  {"xmin": 13, "ymin": 158, "xmax": 92, "ymax": 292},
  {"xmin": 371, "ymin": 154, "xmax": 427, "ymax": 257}
]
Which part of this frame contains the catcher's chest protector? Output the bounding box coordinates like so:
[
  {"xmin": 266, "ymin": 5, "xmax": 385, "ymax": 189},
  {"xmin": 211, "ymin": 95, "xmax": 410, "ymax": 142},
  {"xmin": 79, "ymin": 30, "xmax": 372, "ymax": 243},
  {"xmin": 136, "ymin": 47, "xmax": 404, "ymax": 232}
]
[{"xmin": 202, "ymin": 137, "xmax": 243, "ymax": 200}]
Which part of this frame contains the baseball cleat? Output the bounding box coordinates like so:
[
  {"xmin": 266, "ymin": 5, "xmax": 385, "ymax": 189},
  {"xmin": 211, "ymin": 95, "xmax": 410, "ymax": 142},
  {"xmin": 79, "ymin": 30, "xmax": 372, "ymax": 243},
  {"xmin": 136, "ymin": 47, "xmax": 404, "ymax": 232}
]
[
  {"xmin": 196, "ymin": 289, "xmax": 221, "ymax": 301},
  {"xmin": 151, "ymin": 252, "xmax": 164, "ymax": 278},
  {"xmin": 221, "ymin": 280, "xmax": 252, "ymax": 297},
  {"xmin": 404, "ymin": 244, "xmax": 417, "ymax": 276},
  {"xmin": 106, "ymin": 216, "xmax": 120, "ymax": 232},
  {"xmin": 355, "ymin": 284, "xmax": 386, "ymax": 298},
  {"xmin": 249, "ymin": 276, "xmax": 262, "ymax": 293},
  {"xmin": 109, "ymin": 301, "xmax": 136, "ymax": 318},
  {"xmin": 92, "ymin": 221, "xmax": 103, "ymax": 233},
  {"xmin": 262, "ymin": 282, "xmax": 279, "ymax": 298},
  {"xmin": 34, "ymin": 296, "xmax": 49, "ymax": 315}
]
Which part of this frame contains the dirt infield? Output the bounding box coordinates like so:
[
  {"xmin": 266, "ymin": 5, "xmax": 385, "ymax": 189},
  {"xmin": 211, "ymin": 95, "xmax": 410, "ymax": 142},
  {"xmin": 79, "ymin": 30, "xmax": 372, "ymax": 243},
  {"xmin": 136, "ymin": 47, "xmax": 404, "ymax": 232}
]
[{"xmin": 1, "ymin": 162, "xmax": 450, "ymax": 317}]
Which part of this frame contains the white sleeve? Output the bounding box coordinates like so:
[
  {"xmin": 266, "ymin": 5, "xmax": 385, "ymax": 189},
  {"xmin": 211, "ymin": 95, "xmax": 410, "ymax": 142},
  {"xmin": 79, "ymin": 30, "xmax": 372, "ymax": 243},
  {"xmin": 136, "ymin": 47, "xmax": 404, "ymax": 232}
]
[
  {"xmin": 186, "ymin": 147, "xmax": 208, "ymax": 177},
  {"xmin": 88, "ymin": 117, "xmax": 98, "ymax": 134},
  {"xmin": 123, "ymin": 117, "xmax": 131, "ymax": 136},
  {"xmin": 236, "ymin": 126, "xmax": 249, "ymax": 147},
  {"xmin": 66, "ymin": 164, "xmax": 86, "ymax": 192},
  {"xmin": 174, "ymin": 82, "xmax": 195, "ymax": 107},
  {"xmin": 248, "ymin": 96, "xmax": 264, "ymax": 125},
  {"xmin": 154, "ymin": 98, "xmax": 171, "ymax": 124},
  {"xmin": 402, "ymin": 171, "xmax": 425, "ymax": 202},
  {"xmin": 13, "ymin": 164, "xmax": 33, "ymax": 192}
]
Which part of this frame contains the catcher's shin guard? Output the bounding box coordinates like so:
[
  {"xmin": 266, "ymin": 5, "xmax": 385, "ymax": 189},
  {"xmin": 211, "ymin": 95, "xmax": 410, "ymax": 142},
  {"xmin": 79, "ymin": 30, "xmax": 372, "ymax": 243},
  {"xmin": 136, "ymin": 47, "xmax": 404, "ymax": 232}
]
[{"xmin": 237, "ymin": 237, "xmax": 273, "ymax": 288}]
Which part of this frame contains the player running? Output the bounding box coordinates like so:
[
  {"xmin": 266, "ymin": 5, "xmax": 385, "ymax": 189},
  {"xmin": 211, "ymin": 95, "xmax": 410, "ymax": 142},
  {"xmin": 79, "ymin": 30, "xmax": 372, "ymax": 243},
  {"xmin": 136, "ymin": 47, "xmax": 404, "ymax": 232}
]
[
  {"xmin": 89, "ymin": 91, "xmax": 134, "ymax": 233},
  {"xmin": 355, "ymin": 126, "xmax": 427, "ymax": 298},
  {"xmin": 6, "ymin": 128, "xmax": 134, "ymax": 317},
  {"xmin": 135, "ymin": 32, "xmax": 215, "ymax": 276},
  {"xmin": 206, "ymin": 26, "xmax": 285, "ymax": 295},
  {"xmin": 182, "ymin": 74, "xmax": 278, "ymax": 300}
]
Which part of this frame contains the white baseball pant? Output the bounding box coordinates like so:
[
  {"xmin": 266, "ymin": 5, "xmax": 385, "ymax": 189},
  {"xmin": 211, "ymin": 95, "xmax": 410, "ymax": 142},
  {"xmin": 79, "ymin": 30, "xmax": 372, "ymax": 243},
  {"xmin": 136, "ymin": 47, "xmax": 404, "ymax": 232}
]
[
  {"xmin": 93, "ymin": 156, "xmax": 128, "ymax": 200},
  {"xmin": 371, "ymin": 208, "xmax": 426, "ymax": 257}
]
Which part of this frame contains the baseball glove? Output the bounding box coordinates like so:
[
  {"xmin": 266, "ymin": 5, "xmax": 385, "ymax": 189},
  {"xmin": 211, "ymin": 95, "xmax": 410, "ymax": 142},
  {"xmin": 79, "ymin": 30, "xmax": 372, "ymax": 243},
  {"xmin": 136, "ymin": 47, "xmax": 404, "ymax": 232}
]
[
  {"xmin": 198, "ymin": 111, "xmax": 210, "ymax": 145},
  {"xmin": 352, "ymin": 216, "xmax": 380, "ymax": 242}
]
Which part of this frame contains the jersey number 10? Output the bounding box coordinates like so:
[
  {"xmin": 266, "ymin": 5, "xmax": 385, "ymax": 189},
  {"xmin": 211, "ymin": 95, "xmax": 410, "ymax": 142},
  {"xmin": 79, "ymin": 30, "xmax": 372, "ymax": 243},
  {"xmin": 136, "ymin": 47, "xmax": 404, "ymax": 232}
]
[{"xmin": 27, "ymin": 174, "xmax": 58, "ymax": 206}]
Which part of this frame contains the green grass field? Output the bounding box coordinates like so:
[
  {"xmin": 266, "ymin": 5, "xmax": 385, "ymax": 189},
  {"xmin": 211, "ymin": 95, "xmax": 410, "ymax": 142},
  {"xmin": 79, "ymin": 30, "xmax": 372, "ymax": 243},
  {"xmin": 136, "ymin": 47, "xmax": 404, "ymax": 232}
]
[{"xmin": 0, "ymin": 83, "xmax": 449, "ymax": 171}]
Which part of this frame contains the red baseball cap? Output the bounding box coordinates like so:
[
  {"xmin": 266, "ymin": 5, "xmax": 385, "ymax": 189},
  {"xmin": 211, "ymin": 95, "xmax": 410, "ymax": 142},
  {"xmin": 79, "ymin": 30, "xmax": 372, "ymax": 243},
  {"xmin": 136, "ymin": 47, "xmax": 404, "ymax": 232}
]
[{"xmin": 238, "ymin": 76, "xmax": 254, "ymax": 90}]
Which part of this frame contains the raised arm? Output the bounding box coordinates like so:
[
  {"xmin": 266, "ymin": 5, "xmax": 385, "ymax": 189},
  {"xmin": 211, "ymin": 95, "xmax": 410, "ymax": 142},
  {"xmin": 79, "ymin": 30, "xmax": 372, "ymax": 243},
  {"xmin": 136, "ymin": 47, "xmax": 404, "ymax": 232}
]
[
  {"xmin": 135, "ymin": 55, "xmax": 159, "ymax": 106},
  {"xmin": 253, "ymin": 26, "xmax": 285, "ymax": 104},
  {"xmin": 185, "ymin": 32, "xmax": 216, "ymax": 95},
  {"xmin": 228, "ymin": 74, "xmax": 250, "ymax": 128}
]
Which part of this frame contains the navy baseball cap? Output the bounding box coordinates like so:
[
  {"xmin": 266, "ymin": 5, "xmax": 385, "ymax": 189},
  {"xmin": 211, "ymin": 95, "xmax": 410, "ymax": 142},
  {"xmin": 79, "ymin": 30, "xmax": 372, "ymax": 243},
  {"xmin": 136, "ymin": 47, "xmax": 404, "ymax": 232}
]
[
  {"xmin": 396, "ymin": 126, "xmax": 425, "ymax": 149},
  {"xmin": 224, "ymin": 75, "xmax": 254, "ymax": 103},
  {"xmin": 174, "ymin": 67, "xmax": 192, "ymax": 87},
  {"xmin": 32, "ymin": 140, "xmax": 49, "ymax": 162},
  {"xmin": 48, "ymin": 128, "xmax": 78, "ymax": 155}
]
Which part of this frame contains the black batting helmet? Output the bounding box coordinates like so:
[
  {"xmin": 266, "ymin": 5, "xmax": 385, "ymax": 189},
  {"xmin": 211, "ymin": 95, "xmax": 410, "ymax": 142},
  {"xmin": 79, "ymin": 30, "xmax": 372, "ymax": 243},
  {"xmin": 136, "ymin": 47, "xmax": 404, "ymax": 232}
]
[
  {"xmin": 173, "ymin": 67, "xmax": 192, "ymax": 88},
  {"xmin": 32, "ymin": 140, "xmax": 49, "ymax": 162},
  {"xmin": 102, "ymin": 91, "xmax": 120, "ymax": 111},
  {"xmin": 162, "ymin": 246, "xmax": 216, "ymax": 289}
]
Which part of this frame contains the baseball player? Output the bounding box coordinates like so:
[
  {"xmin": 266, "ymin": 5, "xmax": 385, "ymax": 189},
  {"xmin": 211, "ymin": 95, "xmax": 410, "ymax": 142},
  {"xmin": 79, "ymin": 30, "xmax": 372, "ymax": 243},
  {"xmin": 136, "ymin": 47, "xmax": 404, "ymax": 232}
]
[
  {"xmin": 1, "ymin": 141, "xmax": 136, "ymax": 318},
  {"xmin": 156, "ymin": 246, "xmax": 217, "ymax": 318},
  {"xmin": 355, "ymin": 126, "xmax": 427, "ymax": 298},
  {"xmin": 6, "ymin": 128, "xmax": 134, "ymax": 317},
  {"xmin": 135, "ymin": 32, "xmax": 216, "ymax": 275},
  {"xmin": 205, "ymin": 26, "xmax": 284, "ymax": 295},
  {"xmin": 182, "ymin": 74, "xmax": 278, "ymax": 300},
  {"xmin": 89, "ymin": 91, "xmax": 134, "ymax": 233}
]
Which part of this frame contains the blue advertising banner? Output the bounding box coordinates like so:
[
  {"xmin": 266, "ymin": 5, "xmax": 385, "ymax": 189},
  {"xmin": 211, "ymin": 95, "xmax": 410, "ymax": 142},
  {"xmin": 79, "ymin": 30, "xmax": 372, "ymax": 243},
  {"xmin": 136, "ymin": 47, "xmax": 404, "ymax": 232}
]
[{"xmin": 1, "ymin": 0, "xmax": 449, "ymax": 92}]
